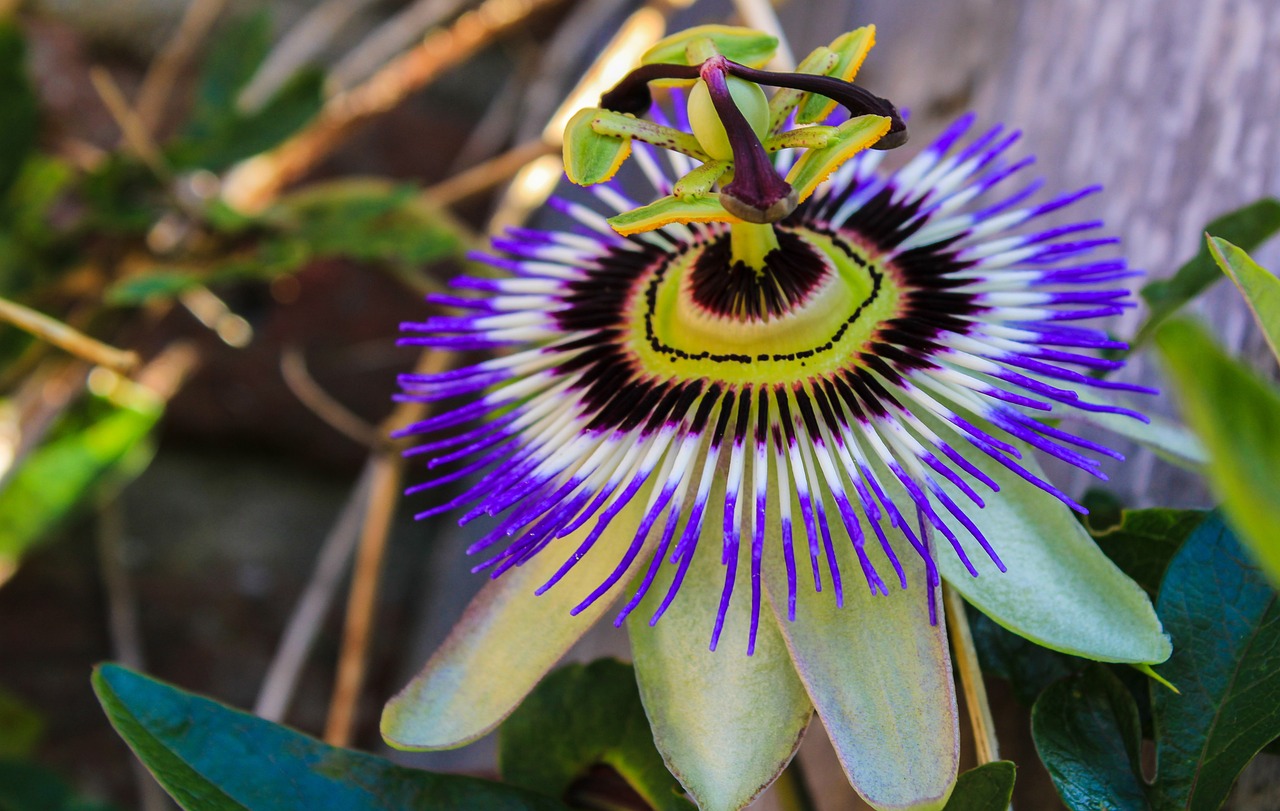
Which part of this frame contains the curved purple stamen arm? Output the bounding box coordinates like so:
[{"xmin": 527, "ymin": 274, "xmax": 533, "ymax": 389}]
[
  {"xmin": 598, "ymin": 59, "xmax": 908, "ymax": 149},
  {"xmin": 725, "ymin": 63, "xmax": 907, "ymax": 149},
  {"xmin": 599, "ymin": 63, "xmax": 701, "ymax": 114}
]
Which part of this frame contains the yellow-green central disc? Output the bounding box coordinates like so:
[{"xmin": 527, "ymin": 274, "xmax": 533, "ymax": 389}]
[{"xmin": 627, "ymin": 226, "xmax": 902, "ymax": 385}]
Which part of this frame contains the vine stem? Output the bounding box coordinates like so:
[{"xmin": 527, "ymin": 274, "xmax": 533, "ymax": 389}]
[
  {"xmin": 943, "ymin": 582, "xmax": 1000, "ymax": 765},
  {"xmin": 0, "ymin": 295, "xmax": 139, "ymax": 374}
]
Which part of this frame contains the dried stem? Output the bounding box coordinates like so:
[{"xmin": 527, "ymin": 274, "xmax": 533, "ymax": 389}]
[
  {"xmin": 943, "ymin": 582, "xmax": 1000, "ymax": 765},
  {"xmin": 222, "ymin": 0, "xmax": 568, "ymax": 212},
  {"xmin": 89, "ymin": 67, "xmax": 172, "ymax": 181},
  {"xmin": 321, "ymin": 349, "xmax": 453, "ymax": 747},
  {"xmin": 730, "ymin": 0, "xmax": 795, "ymax": 70},
  {"xmin": 255, "ymin": 462, "xmax": 375, "ymax": 722},
  {"xmin": 426, "ymin": 138, "xmax": 557, "ymax": 206},
  {"xmin": 322, "ymin": 451, "xmax": 403, "ymax": 747},
  {"xmin": 773, "ymin": 758, "xmax": 818, "ymax": 811},
  {"xmin": 0, "ymin": 295, "xmax": 139, "ymax": 374},
  {"xmin": 237, "ymin": 0, "xmax": 383, "ymax": 112},
  {"xmin": 281, "ymin": 345, "xmax": 381, "ymax": 449},
  {"xmin": 96, "ymin": 499, "xmax": 172, "ymax": 811},
  {"xmin": 329, "ymin": 0, "xmax": 473, "ymax": 92},
  {"xmin": 134, "ymin": 0, "xmax": 230, "ymax": 134}
]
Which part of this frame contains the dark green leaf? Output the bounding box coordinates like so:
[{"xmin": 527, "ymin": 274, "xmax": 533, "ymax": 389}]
[
  {"xmin": 0, "ymin": 758, "xmax": 118, "ymax": 811},
  {"xmin": 0, "ymin": 21, "xmax": 39, "ymax": 203},
  {"xmin": 1156, "ymin": 318, "xmax": 1280, "ymax": 586},
  {"xmin": 81, "ymin": 156, "xmax": 166, "ymax": 236},
  {"xmin": 0, "ymin": 689, "xmax": 43, "ymax": 758},
  {"xmin": 968, "ymin": 604, "xmax": 1083, "ymax": 706},
  {"xmin": 1089, "ymin": 509, "xmax": 1207, "ymax": 596},
  {"xmin": 499, "ymin": 659, "xmax": 694, "ymax": 811},
  {"xmin": 1080, "ymin": 488, "xmax": 1125, "ymax": 534},
  {"xmin": 1136, "ymin": 198, "xmax": 1280, "ymax": 345},
  {"xmin": 105, "ymin": 271, "xmax": 204, "ymax": 306},
  {"xmin": 941, "ymin": 761, "xmax": 1016, "ymax": 811},
  {"xmin": 171, "ymin": 13, "xmax": 324, "ymax": 171},
  {"xmin": 0, "ymin": 394, "xmax": 160, "ymax": 569},
  {"xmin": 1150, "ymin": 513, "xmax": 1280, "ymax": 811},
  {"xmin": 1032, "ymin": 666, "xmax": 1149, "ymax": 811},
  {"xmin": 92, "ymin": 664, "xmax": 569, "ymax": 811}
]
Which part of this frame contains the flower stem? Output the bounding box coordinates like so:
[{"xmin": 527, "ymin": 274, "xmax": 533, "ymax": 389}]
[
  {"xmin": 773, "ymin": 757, "xmax": 818, "ymax": 811},
  {"xmin": 730, "ymin": 221, "xmax": 780, "ymax": 269},
  {"xmin": 943, "ymin": 582, "xmax": 1000, "ymax": 764}
]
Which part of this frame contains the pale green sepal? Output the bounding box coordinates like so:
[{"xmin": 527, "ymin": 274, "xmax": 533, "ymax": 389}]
[
  {"xmin": 563, "ymin": 107, "xmax": 631, "ymax": 187},
  {"xmin": 1209, "ymin": 235, "xmax": 1280, "ymax": 363},
  {"xmin": 382, "ymin": 497, "xmax": 651, "ymax": 750},
  {"xmin": 607, "ymin": 194, "xmax": 738, "ymax": 236},
  {"xmin": 628, "ymin": 483, "xmax": 812, "ymax": 811},
  {"xmin": 763, "ymin": 517, "xmax": 958, "ymax": 810},
  {"xmin": 1155, "ymin": 317, "xmax": 1280, "ymax": 588},
  {"xmin": 796, "ymin": 26, "xmax": 877, "ymax": 124},
  {"xmin": 784, "ymin": 115, "xmax": 892, "ymax": 204},
  {"xmin": 641, "ymin": 25, "xmax": 777, "ymax": 69},
  {"xmin": 927, "ymin": 432, "xmax": 1171, "ymax": 665}
]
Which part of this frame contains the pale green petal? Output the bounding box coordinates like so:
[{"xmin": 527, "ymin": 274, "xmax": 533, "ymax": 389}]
[
  {"xmin": 628, "ymin": 483, "xmax": 812, "ymax": 811},
  {"xmin": 382, "ymin": 495, "xmax": 651, "ymax": 750},
  {"xmin": 764, "ymin": 521, "xmax": 958, "ymax": 811},
  {"xmin": 931, "ymin": 437, "xmax": 1171, "ymax": 664}
]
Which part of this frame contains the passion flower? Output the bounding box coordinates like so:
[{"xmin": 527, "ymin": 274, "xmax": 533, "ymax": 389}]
[{"xmin": 383, "ymin": 25, "xmax": 1170, "ymax": 811}]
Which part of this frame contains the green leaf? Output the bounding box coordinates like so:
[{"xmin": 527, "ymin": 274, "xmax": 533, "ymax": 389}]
[
  {"xmin": 0, "ymin": 688, "xmax": 43, "ymax": 758},
  {"xmin": 563, "ymin": 108, "xmax": 632, "ymax": 187},
  {"xmin": 93, "ymin": 664, "xmax": 568, "ymax": 811},
  {"xmin": 171, "ymin": 13, "xmax": 324, "ymax": 171},
  {"xmin": 1079, "ymin": 487, "xmax": 1125, "ymax": 534},
  {"xmin": 1156, "ymin": 318, "xmax": 1280, "ymax": 586},
  {"xmin": 498, "ymin": 660, "xmax": 693, "ymax": 811},
  {"xmin": 1209, "ymin": 236, "xmax": 1280, "ymax": 363},
  {"xmin": 0, "ymin": 21, "xmax": 39, "ymax": 203},
  {"xmin": 1136, "ymin": 198, "xmax": 1280, "ymax": 345},
  {"xmin": 941, "ymin": 761, "xmax": 1016, "ymax": 811},
  {"xmin": 641, "ymin": 25, "xmax": 778, "ymax": 69},
  {"xmin": 106, "ymin": 271, "xmax": 205, "ymax": 306},
  {"xmin": 0, "ymin": 393, "xmax": 161, "ymax": 570},
  {"xmin": 764, "ymin": 510, "xmax": 958, "ymax": 811},
  {"xmin": 1150, "ymin": 513, "xmax": 1280, "ymax": 811},
  {"xmin": 627, "ymin": 478, "xmax": 811, "ymax": 811},
  {"xmin": 0, "ymin": 758, "xmax": 119, "ymax": 811},
  {"xmin": 269, "ymin": 179, "xmax": 464, "ymax": 266},
  {"xmin": 1089, "ymin": 508, "xmax": 1207, "ymax": 596},
  {"xmin": 382, "ymin": 493, "xmax": 654, "ymax": 750},
  {"xmin": 1032, "ymin": 666, "xmax": 1150, "ymax": 811}
]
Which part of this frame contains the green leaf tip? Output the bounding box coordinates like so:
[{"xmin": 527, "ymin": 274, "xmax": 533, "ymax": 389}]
[{"xmin": 1208, "ymin": 233, "xmax": 1280, "ymax": 365}]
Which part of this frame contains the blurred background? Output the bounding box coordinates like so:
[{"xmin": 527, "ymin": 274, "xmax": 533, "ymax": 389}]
[{"xmin": 0, "ymin": 0, "xmax": 1276, "ymax": 809}]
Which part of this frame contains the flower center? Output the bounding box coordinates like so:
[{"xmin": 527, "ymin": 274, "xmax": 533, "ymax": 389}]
[{"xmin": 627, "ymin": 226, "xmax": 903, "ymax": 386}]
